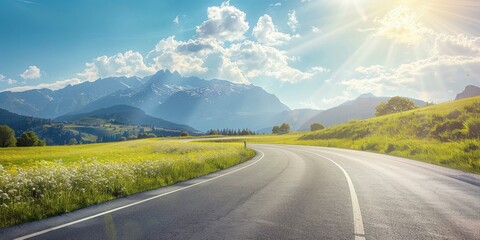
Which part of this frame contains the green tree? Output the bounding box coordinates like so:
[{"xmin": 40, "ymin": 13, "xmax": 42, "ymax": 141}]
[
  {"xmin": 272, "ymin": 126, "xmax": 280, "ymax": 134},
  {"xmin": 68, "ymin": 138, "xmax": 78, "ymax": 145},
  {"xmin": 180, "ymin": 131, "xmax": 189, "ymax": 137},
  {"xmin": 310, "ymin": 123, "xmax": 325, "ymax": 131},
  {"xmin": 16, "ymin": 131, "xmax": 45, "ymax": 147},
  {"xmin": 279, "ymin": 123, "xmax": 291, "ymax": 134},
  {"xmin": 375, "ymin": 96, "xmax": 418, "ymax": 116},
  {"xmin": 208, "ymin": 129, "xmax": 219, "ymax": 135},
  {"xmin": 0, "ymin": 125, "xmax": 16, "ymax": 147}
]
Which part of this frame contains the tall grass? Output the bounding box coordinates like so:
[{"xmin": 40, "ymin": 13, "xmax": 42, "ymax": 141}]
[{"xmin": 0, "ymin": 139, "xmax": 255, "ymax": 228}]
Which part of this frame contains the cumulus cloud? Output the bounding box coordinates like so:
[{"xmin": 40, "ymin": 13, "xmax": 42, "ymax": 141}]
[
  {"xmin": 269, "ymin": 3, "xmax": 281, "ymax": 7},
  {"xmin": 4, "ymin": 78, "xmax": 82, "ymax": 92},
  {"xmin": 253, "ymin": 15, "xmax": 292, "ymax": 46},
  {"xmin": 20, "ymin": 65, "xmax": 41, "ymax": 79},
  {"xmin": 342, "ymin": 34, "xmax": 480, "ymax": 102},
  {"xmin": 78, "ymin": 50, "xmax": 155, "ymax": 81},
  {"xmin": 434, "ymin": 34, "xmax": 480, "ymax": 56},
  {"xmin": 228, "ymin": 41, "xmax": 313, "ymax": 83},
  {"xmin": 196, "ymin": 2, "xmax": 249, "ymax": 42},
  {"xmin": 288, "ymin": 10, "xmax": 299, "ymax": 32},
  {"xmin": 374, "ymin": 7, "xmax": 433, "ymax": 45},
  {"xmin": 0, "ymin": 74, "xmax": 18, "ymax": 85}
]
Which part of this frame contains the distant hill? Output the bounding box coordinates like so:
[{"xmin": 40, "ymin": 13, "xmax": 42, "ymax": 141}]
[
  {"xmin": 56, "ymin": 105, "xmax": 197, "ymax": 133},
  {"xmin": 300, "ymin": 94, "xmax": 426, "ymax": 130},
  {"xmin": 456, "ymin": 85, "xmax": 480, "ymax": 100},
  {"xmin": 0, "ymin": 108, "xmax": 94, "ymax": 145},
  {"xmin": 0, "ymin": 108, "xmax": 51, "ymax": 135}
]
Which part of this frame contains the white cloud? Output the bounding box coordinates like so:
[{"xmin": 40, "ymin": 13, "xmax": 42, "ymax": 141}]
[
  {"xmin": 288, "ymin": 10, "xmax": 299, "ymax": 32},
  {"xmin": 311, "ymin": 26, "xmax": 321, "ymax": 33},
  {"xmin": 79, "ymin": 50, "xmax": 155, "ymax": 81},
  {"xmin": 269, "ymin": 2, "xmax": 281, "ymax": 7},
  {"xmin": 341, "ymin": 34, "xmax": 480, "ymax": 102},
  {"xmin": 374, "ymin": 6, "xmax": 433, "ymax": 45},
  {"xmin": 20, "ymin": 65, "xmax": 41, "ymax": 79},
  {"xmin": 6, "ymin": 79, "xmax": 17, "ymax": 85},
  {"xmin": 173, "ymin": 15, "xmax": 179, "ymax": 25},
  {"xmin": 149, "ymin": 37, "xmax": 210, "ymax": 77},
  {"xmin": 196, "ymin": 2, "xmax": 249, "ymax": 42},
  {"xmin": 0, "ymin": 75, "xmax": 18, "ymax": 85},
  {"xmin": 253, "ymin": 15, "xmax": 292, "ymax": 46},
  {"xmin": 4, "ymin": 78, "xmax": 82, "ymax": 92},
  {"xmin": 434, "ymin": 34, "xmax": 480, "ymax": 56},
  {"xmin": 228, "ymin": 41, "xmax": 313, "ymax": 83},
  {"xmin": 311, "ymin": 66, "xmax": 330, "ymax": 73},
  {"xmin": 147, "ymin": 36, "xmax": 249, "ymax": 84},
  {"xmin": 9, "ymin": 2, "xmax": 316, "ymax": 92}
]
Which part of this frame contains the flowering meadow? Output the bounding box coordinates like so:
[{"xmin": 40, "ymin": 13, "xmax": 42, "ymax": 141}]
[{"xmin": 0, "ymin": 139, "xmax": 255, "ymax": 227}]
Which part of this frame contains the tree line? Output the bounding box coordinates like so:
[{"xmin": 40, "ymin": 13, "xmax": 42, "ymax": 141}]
[
  {"xmin": 0, "ymin": 125, "xmax": 45, "ymax": 147},
  {"xmin": 206, "ymin": 128, "xmax": 257, "ymax": 136}
]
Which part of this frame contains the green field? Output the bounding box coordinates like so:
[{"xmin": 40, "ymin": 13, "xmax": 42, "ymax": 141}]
[{"xmin": 0, "ymin": 139, "xmax": 255, "ymax": 228}]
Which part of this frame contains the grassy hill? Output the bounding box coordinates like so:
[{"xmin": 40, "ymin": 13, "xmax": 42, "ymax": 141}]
[{"xmin": 298, "ymin": 96, "xmax": 480, "ymax": 173}]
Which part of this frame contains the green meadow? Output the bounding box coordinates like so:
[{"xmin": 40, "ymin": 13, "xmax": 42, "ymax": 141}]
[
  {"xmin": 239, "ymin": 97, "xmax": 480, "ymax": 174},
  {"xmin": 0, "ymin": 139, "xmax": 255, "ymax": 228}
]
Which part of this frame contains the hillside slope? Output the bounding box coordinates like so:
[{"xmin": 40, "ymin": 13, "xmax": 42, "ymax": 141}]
[
  {"xmin": 56, "ymin": 105, "xmax": 197, "ymax": 133},
  {"xmin": 300, "ymin": 96, "xmax": 480, "ymax": 173},
  {"xmin": 0, "ymin": 108, "xmax": 51, "ymax": 134}
]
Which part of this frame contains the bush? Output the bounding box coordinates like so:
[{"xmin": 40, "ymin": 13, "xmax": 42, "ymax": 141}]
[
  {"xmin": 465, "ymin": 118, "xmax": 480, "ymax": 139},
  {"xmin": 447, "ymin": 109, "xmax": 462, "ymax": 119},
  {"xmin": 464, "ymin": 102, "xmax": 480, "ymax": 113},
  {"xmin": 68, "ymin": 138, "xmax": 78, "ymax": 145},
  {"xmin": 310, "ymin": 123, "xmax": 325, "ymax": 131},
  {"xmin": 180, "ymin": 131, "xmax": 189, "ymax": 137},
  {"xmin": 16, "ymin": 131, "xmax": 45, "ymax": 147}
]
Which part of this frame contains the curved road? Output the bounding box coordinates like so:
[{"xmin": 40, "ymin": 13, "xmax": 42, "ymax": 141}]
[{"xmin": 2, "ymin": 144, "xmax": 479, "ymax": 239}]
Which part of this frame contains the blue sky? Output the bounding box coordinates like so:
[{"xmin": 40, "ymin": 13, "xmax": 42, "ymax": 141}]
[{"xmin": 1, "ymin": 0, "xmax": 479, "ymax": 109}]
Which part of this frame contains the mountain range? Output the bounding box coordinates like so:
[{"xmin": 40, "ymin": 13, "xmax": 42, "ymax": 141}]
[
  {"xmin": 1, "ymin": 70, "xmax": 470, "ymax": 133},
  {"xmin": 0, "ymin": 70, "xmax": 291, "ymax": 131}
]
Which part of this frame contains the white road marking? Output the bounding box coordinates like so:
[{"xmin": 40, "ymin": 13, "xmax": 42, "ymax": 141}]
[
  {"xmin": 15, "ymin": 151, "xmax": 265, "ymax": 240},
  {"xmin": 298, "ymin": 149, "xmax": 366, "ymax": 240}
]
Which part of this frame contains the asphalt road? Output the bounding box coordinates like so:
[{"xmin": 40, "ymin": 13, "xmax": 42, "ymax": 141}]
[{"xmin": 2, "ymin": 144, "xmax": 479, "ymax": 240}]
